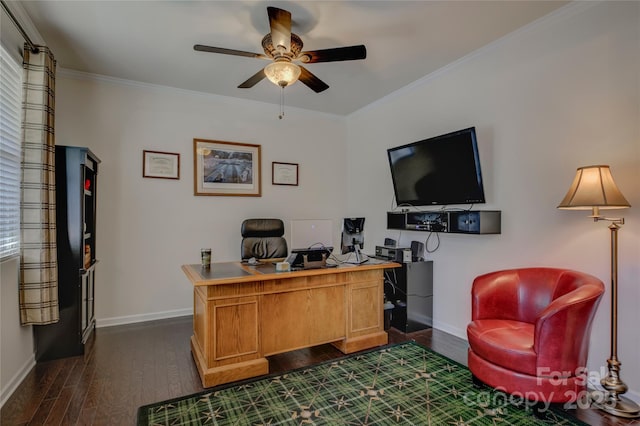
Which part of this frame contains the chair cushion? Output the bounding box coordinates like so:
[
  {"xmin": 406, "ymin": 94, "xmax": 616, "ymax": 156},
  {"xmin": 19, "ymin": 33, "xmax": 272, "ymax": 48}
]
[
  {"xmin": 467, "ymin": 319, "xmax": 537, "ymax": 376},
  {"xmin": 468, "ymin": 349, "xmax": 585, "ymax": 403},
  {"xmin": 241, "ymin": 236, "xmax": 288, "ymax": 260}
]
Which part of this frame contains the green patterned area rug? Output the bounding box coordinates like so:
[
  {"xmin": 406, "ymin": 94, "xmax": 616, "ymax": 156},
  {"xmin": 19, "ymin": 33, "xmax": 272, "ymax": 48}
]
[{"xmin": 138, "ymin": 342, "xmax": 587, "ymax": 425}]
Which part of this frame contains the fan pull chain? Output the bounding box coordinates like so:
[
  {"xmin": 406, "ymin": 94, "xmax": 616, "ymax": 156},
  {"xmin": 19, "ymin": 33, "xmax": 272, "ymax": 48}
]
[{"xmin": 279, "ymin": 86, "xmax": 285, "ymax": 119}]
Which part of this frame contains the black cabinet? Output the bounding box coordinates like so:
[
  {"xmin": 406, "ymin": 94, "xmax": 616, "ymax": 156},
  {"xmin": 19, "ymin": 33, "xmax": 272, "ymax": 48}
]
[
  {"xmin": 384, "ymin": 261, "xmax": 433, "ymax": 332},
  {"xmin": 34, "ymin": 146, "xmax": 100, "ymax": 361},
  {"xmin": 448, "ymin": 211, "xmax": 501, "ymax": 234}
]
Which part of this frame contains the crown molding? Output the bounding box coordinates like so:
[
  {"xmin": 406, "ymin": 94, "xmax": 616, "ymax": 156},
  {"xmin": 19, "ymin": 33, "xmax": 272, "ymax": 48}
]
[{"xmin": 1, "ymin": 1, "xmax": 46, "ymax": 45}]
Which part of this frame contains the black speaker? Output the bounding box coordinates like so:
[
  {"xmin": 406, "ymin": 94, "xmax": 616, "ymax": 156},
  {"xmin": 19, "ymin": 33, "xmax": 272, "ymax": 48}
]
[
  {"xmin": 384, "ymin": 238, "xmax": 396, "ymax": 247},
  {"xmin": 411, "ymin": 240, "xmax": 424, "ymax": 261}
]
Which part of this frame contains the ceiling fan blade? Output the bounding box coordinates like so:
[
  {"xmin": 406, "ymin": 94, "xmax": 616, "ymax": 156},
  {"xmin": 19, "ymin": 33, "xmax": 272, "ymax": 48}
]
[
  {"xmin": 299, "ymin": 45, "xmax": 367, "ymax": 63},
  {"xmin": 267, "ymin": 7, "xmax": 291, "ymax": 53},
  {"xmin": 298, "ymin": 66, "xmax": 329, "ymax": 93},
  {"xmin": 194, "ymin": 44, "xmax": 268, "ymax": 60},
  {"xmin": 238, "ymin": 68, "xmax": 266, "ymax": 89}
]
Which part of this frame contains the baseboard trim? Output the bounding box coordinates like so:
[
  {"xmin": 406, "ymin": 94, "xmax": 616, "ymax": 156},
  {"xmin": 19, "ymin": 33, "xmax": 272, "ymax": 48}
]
[
  {"xmin": 0, "ymin": 355, "xmax": 35, "ymax": 409},
  {"xmin": 432, "ymin": 320, "xmax": 466, "ymax": 341},
  {"xmin": 96, "ymin": 308, "xmax": 192, "ymax": 328}
]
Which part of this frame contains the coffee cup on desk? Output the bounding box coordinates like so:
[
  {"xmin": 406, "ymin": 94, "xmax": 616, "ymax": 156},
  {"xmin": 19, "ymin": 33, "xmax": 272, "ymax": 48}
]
[{"xmin": 201, "ymin": 248, "xmax": 211, "ymax": 268}]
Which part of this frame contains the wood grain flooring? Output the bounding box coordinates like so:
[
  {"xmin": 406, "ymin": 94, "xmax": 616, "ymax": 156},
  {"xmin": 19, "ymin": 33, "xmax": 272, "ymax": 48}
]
[{"xmin": 1, "ymin": 316, "xmax": 639, "ymax": 425}]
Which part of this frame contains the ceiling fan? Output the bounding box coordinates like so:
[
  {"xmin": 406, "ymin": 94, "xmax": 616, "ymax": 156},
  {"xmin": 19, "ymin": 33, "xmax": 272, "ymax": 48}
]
[{"xmin": 194, "ymin": 6, "xmax": 367, "ymax": 93}]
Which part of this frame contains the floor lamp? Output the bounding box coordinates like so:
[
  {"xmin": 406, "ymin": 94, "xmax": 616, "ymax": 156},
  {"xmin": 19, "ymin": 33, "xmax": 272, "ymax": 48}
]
[{"xmin": 558, "ymin": 165, "xmax": 640, "ymax": 418}]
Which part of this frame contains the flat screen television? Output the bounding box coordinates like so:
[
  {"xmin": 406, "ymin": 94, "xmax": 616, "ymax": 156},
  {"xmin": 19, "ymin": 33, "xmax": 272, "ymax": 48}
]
[{"xmin": 387, "ymin": 127, "xmax": 485, "ymax": 206}]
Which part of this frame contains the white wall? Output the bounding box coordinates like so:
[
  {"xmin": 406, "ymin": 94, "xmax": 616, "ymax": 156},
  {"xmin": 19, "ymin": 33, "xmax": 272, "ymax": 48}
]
[
  {"xmin": 0, "ymin": 258, "xmax": 35, "ymax": 407},
  {"xmin": 54, "ymin": 75, "xmax": 348, "ymax": 325},
  {"xmin": 347, "ymin": 2, "xmax": 639, "ymax": 401}
]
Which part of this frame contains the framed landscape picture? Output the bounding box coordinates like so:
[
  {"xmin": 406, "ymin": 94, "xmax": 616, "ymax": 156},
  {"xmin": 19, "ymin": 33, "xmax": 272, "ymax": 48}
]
[
  {"xmin": 143, "ymin": 150, "xmax": 180, "ymax": 179},
  {"xmin": 193, "ymin": 139, "xmax": 261, "ymax": 196}
]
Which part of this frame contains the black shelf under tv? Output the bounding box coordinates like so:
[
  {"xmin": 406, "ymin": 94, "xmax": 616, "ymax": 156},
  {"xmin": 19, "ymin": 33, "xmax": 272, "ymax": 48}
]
[{"xmin": 387, "ymin": 210, "xmax": 501, "ymax": 234}]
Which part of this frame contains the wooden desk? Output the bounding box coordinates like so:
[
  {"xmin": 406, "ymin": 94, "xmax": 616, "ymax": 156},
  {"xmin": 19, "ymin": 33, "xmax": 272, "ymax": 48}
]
[{"xmin": 182, "ymin": 261, "xmax": 400, "ymax": 387}]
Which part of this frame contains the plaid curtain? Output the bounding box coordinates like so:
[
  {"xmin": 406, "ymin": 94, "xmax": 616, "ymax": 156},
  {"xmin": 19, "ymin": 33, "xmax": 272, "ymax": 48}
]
[{"xmin": 19, "ymin": 45, "xmax": 58, "ymax": 325}]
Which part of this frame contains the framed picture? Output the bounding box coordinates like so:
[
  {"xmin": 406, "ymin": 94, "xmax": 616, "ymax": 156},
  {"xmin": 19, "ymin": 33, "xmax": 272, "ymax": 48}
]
[
  {"xmin": 143, "ymin": 150, "xmax": 180, "ymax": 179},
  {"xmin": 272, "ymin": 162, "xmax": 299, "ymax": 186},
  {"xmin": 193, "ymin": 139, "xmax": 261, "ymax": 196}
]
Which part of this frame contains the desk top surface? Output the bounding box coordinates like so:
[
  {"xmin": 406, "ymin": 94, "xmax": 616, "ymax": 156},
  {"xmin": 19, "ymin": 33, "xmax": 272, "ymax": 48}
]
[{"xmin": 182, "ymin": 260, "xmax": 400, "ymax": 286}]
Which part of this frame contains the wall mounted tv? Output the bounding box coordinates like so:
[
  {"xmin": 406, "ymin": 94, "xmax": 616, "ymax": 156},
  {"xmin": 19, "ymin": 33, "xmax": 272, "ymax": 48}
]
[{"xmin": 387, "ymin": 127, "xmax": 485, "ymax": 206}]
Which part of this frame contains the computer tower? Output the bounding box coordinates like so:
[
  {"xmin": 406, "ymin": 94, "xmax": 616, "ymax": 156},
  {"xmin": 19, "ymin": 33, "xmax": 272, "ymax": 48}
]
[{"xmin": 384, "ymin": 261, "xmax": 433, "ymax": 332}]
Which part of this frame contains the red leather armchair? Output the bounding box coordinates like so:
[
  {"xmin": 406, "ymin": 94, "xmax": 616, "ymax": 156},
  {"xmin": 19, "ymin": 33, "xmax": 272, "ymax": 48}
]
[{"xmin": 467, "ymin": 268, "xmax": 604, "ymax": 403}]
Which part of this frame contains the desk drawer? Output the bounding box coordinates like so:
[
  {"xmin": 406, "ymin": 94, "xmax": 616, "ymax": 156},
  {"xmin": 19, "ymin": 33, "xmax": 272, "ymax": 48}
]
[
  {"xmin": 207, "ymin": 282, "xmax": 262, "ymax": 299},
  {"xmin": 344, "ymin": 269, "xmax": 383, "ymax": 284},
  {"xmin": 262, "ymin": 273, "xmax": 342, "ymax": 293}
]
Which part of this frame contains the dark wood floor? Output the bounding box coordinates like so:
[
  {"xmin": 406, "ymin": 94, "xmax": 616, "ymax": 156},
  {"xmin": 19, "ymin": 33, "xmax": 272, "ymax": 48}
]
[{"xmin": 2, "ymin": 316, "xmax": 639, "ymax": 425}]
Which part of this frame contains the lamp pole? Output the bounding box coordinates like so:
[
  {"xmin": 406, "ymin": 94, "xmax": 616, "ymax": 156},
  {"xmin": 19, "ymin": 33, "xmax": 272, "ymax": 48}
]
[
  {"xmin": 590, "ymin": 220, "xmax": 640, "ymax": 418},
  {"xmin": 557, "ymin": 165, "xmax": 638, "ymax": 418}
]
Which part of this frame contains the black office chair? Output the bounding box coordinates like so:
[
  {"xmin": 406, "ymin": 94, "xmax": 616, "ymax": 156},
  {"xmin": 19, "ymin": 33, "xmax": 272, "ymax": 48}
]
[{"xmin": 241, "ymin": 219, "xmax": 288, "ymax": 260}]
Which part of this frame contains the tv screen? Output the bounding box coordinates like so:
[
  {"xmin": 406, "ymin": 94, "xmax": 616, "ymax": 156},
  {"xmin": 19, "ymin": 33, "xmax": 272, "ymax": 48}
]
[{"xmin": 387, "ymin": 127, "xmax": 485, "ymax": 206}]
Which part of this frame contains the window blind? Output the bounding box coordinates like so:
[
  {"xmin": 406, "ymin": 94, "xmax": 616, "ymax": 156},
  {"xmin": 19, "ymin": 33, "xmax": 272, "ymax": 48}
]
[{"xmin": 0, "ymin": 44, "xmax": 22, "ymax": 260}]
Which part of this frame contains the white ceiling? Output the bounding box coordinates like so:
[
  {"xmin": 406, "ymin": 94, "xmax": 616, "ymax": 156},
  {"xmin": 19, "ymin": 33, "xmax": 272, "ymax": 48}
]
[{"xmin": 13, "ymin": 1, "xmax": 567, "ymax": 116}]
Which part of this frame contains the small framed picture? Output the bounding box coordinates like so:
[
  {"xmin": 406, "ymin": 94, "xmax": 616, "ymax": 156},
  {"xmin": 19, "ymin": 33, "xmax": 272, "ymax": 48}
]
[
  {"xmin": 143, "ymin": 150, "xmax": 180, "ymax": 179},
  {"xmin": 193, "ymin": 139, "xmax": 261, "ymax": 196},
  {"xmin": 272, "ymin": 162, "xmax": 299, "ymax": 186}
]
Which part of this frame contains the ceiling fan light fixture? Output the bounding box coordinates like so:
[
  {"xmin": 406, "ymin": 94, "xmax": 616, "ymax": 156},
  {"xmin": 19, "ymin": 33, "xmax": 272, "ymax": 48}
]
[{"xmin": 264, "ymin": 61, "xmax": 301, "ymax": 87}]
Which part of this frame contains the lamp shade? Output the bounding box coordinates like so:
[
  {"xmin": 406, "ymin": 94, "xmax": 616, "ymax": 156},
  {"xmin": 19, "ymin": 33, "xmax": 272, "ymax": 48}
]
[
  {"xmin": 264, "ymin": 61, "xmax": 301, "ymax": 87},
  {"xmin": 558, "ymin": 165, "xmax": 630, "ymax": 210}
]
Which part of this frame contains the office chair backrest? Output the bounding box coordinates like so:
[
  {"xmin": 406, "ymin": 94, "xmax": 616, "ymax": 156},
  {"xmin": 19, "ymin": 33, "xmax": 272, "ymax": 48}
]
[{"xmin": 241, "ymin": 218, "xmax": 288, "ymax": 260}]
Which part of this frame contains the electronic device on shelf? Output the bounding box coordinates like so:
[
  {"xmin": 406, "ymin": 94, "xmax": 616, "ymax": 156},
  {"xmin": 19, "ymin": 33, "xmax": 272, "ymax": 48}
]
[
  {"xmin": 406, "ymin": 211, "xmax": 449, "ymax": 232},
  {"xmin": 375, "ymin": 245, "xmax": 409, "ymax": 262},
  {"xmin": 387, "ymin": 127, "xmax": 485, "ymax": 206},
  {"xmin": 341, "ymin": 217, "xmax": 366, "ymax": 264}
]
